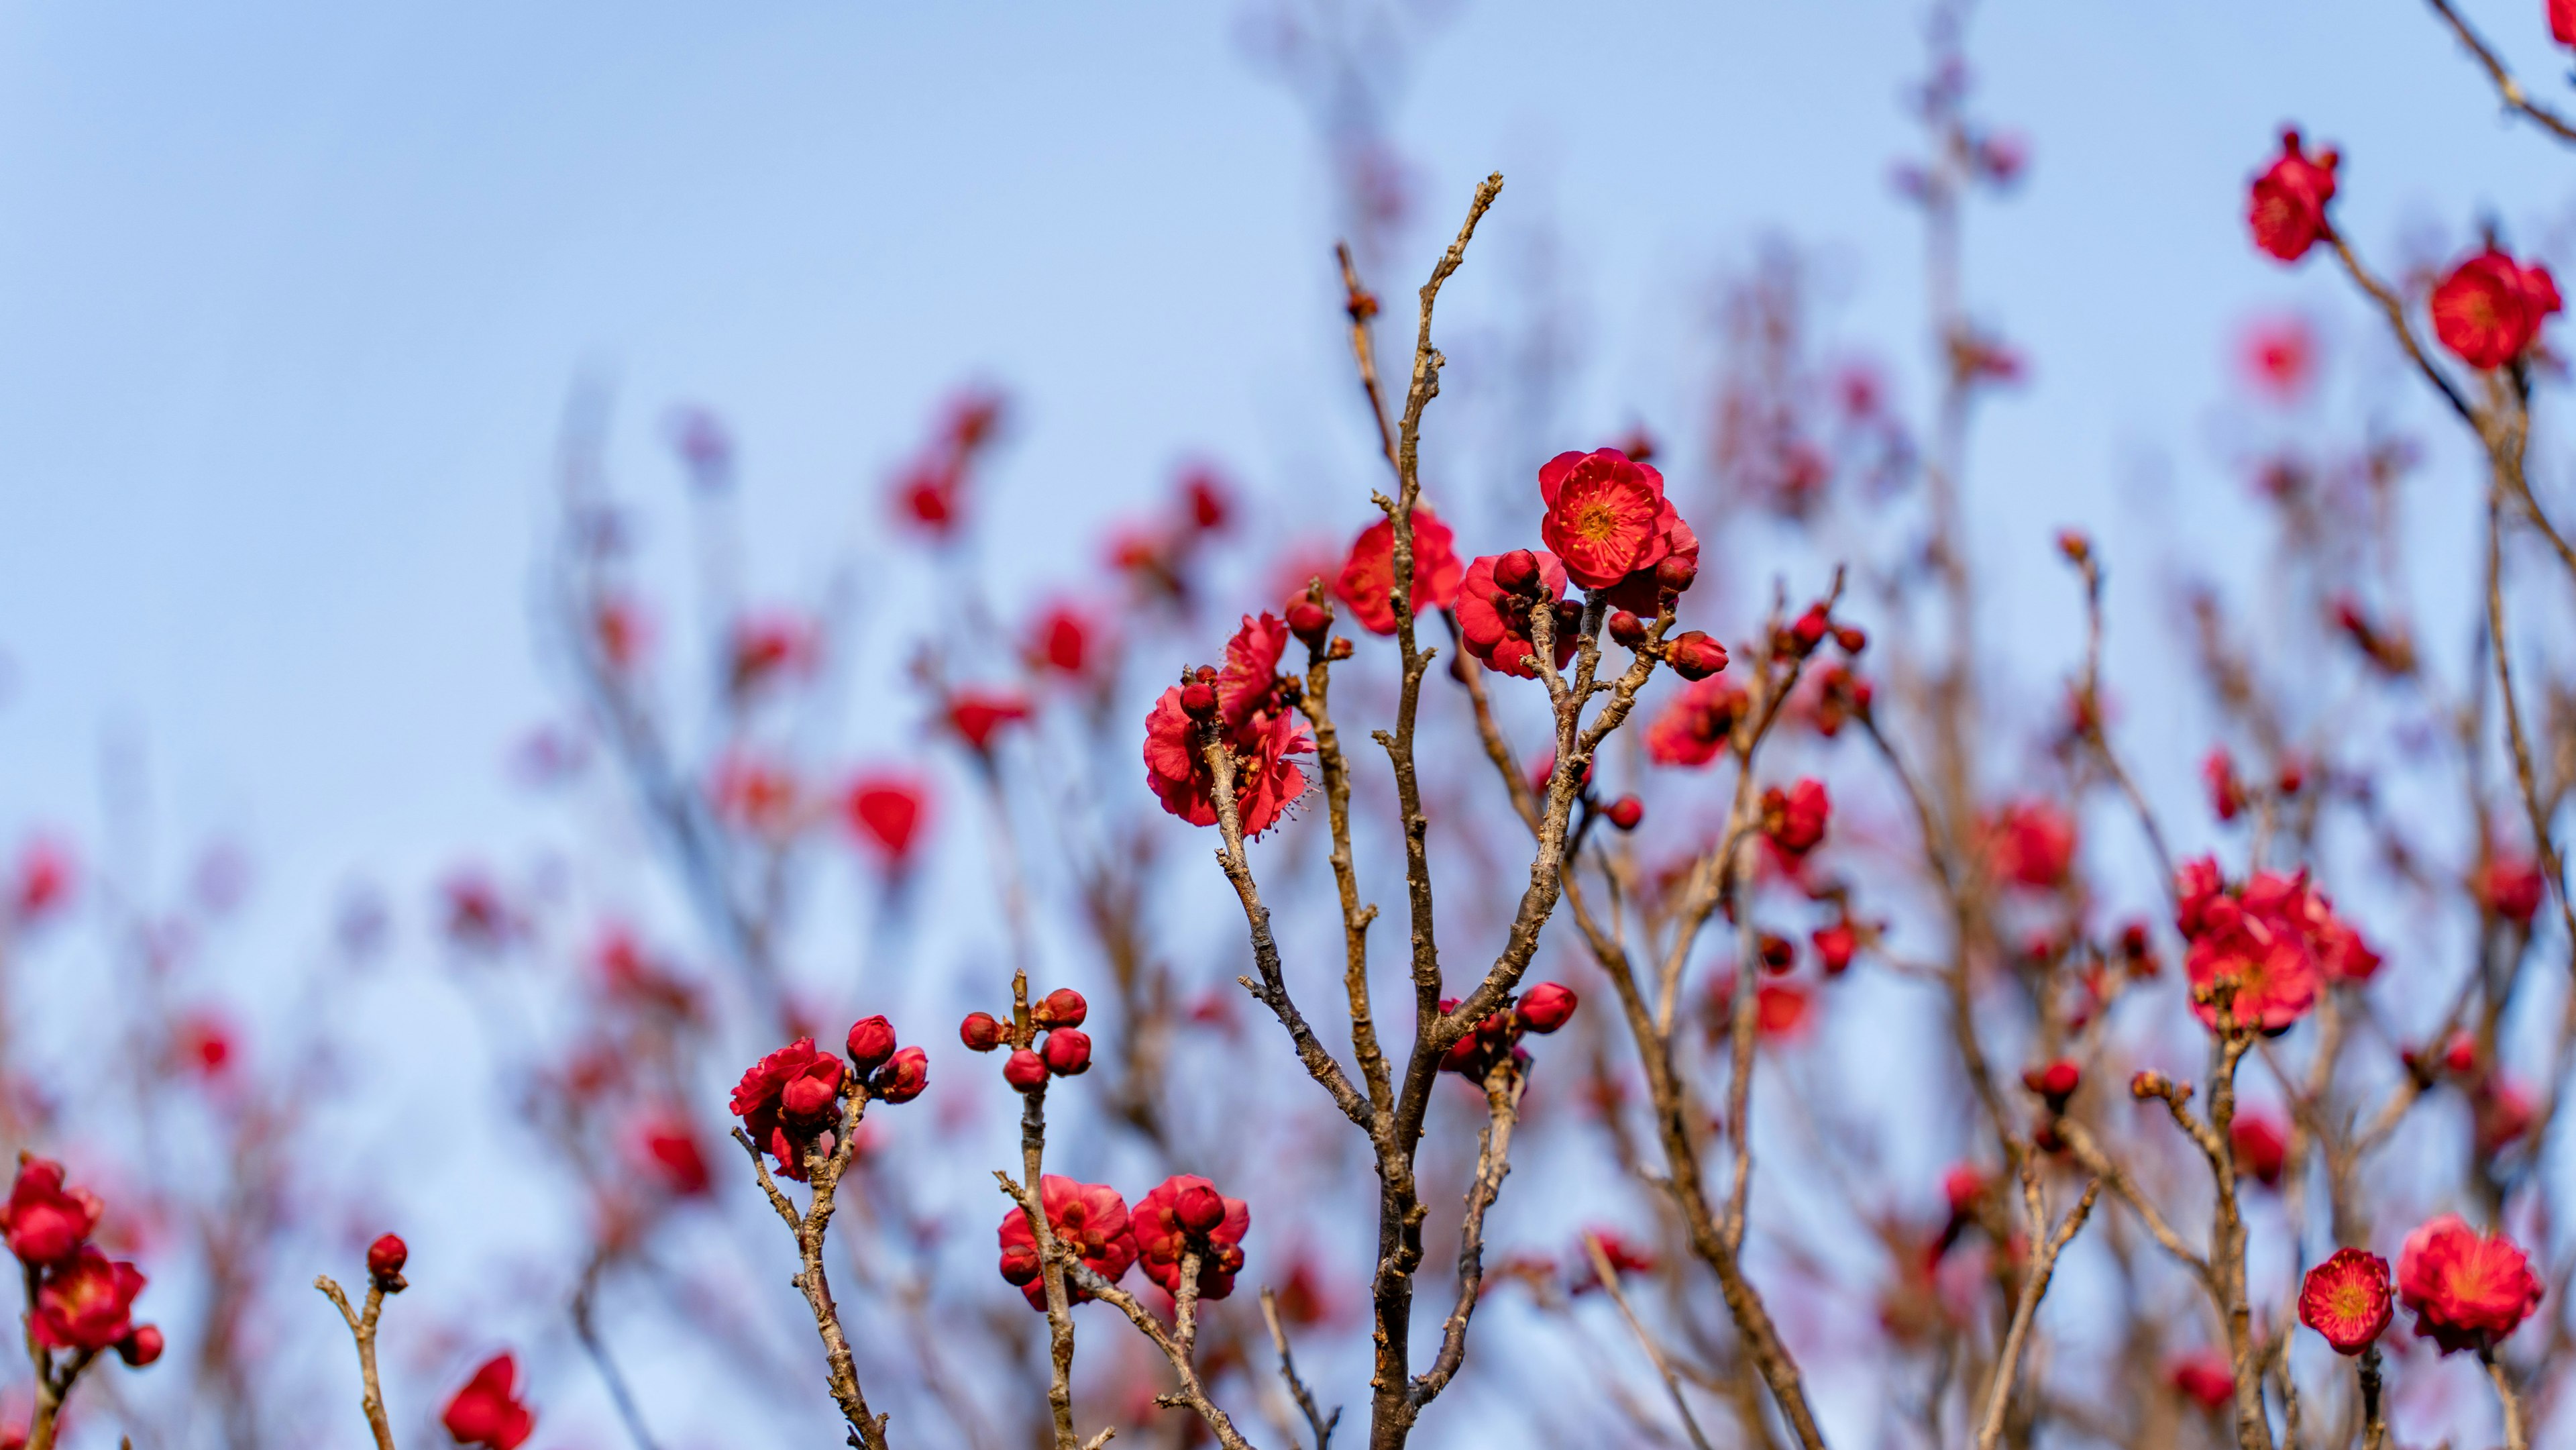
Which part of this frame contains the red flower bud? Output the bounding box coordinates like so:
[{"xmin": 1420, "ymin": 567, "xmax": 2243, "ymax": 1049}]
[
  {"xmin": 1493, "ymin": 550, "xmax": 1541, "ymax": 596},
  {"xmin": 1034, "ymin": 988, "xmax": 1089, "ymax": 1029},
  {"xmin": 2021, "ymin": 1059, "xmax": 2081, "ymax": 1110},
  {"xmin": 1654, "ymin": 554, "xmax": 1698, "ymax": 594},
  {"xmin": 1286, "ymin": 599, "xmax": 1333, "ymax": 646},
  {"xmin": 1790, "ymin": 605, "xmax": 1831, "ymax": 653},
  {"xmin": 1758, "ymin": 932, "xmax": 1796, "ymax": 973},
  {"xmin": 1004, "ymin": 1049, "xmax": 1049, "ymax": 1092},
  {"xmin": 778, "ymin": 1058, "xmax": 845, "ymax": 1121},
  {"xmin": 1606, "ymin": 610, "xmax": 1647, "ymax": 648},
  {"xmin": 960, "ymin": 1012, "xmax": 1005, "ymax": 1052},
  {"xmin": 1175, "ymin": 1181, "xmax": 1228, "ymax": 1234},
  {"xmin": 869, "ymin": 1046, "xmax": 930, "ymax": 1104},
  {"xmin": 367, "ymin": 1233, "xmax": 409, "ymax": 1289},
  {"xmin": 1040, "ymin": 1029, "xmax": 1093, "ymax": 1076},
  {"xmin": 844, "ymin": 1015, "xmax": 898, "ymax": 1074},
  {"xmin": 1517, "ymin": 982, "xmax": 1578, "ymax": 1033},
  {"xmin": 1833, "ymin": 623, "xmax": 1867, "ymax": 654},
  {"xmin": 1666, "ymin": 631, "xmax": 1729, "ymax": 681},
  {"xmin": 1604, "ymin": 795, "xmax": 1644, "ymax": 831},
  {"xmin": 117, "ymin": 1323, "xmax": 163, "ymax": 1367},
  {"xmin": 1180, "ymin": 682, "xmax": 1218, "ymax": 719}
]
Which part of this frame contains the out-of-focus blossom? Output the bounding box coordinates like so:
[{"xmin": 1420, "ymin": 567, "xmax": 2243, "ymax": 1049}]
[
  {"xmin": 442, "ymin": 1353, "xmax": 535, "ymax": 1450},
  {"xmin": 2398, "ymin": 1214, "xmax": 2542, "ymax": 1353},
  {"xmin": 1334, "ymin": 508, "xmax": 1463, "ymax": 635}
]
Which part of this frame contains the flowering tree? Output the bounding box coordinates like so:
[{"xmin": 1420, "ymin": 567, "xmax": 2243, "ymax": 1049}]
[{"xmin": 13, "ymin": 3, "xmax": 2576, "ymax": 1449}]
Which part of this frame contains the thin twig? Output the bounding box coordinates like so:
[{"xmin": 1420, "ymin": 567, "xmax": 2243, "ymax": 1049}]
[{"xmin": 1583, "ymin": 1234, "xmax": 1717, "ymax": 1450}]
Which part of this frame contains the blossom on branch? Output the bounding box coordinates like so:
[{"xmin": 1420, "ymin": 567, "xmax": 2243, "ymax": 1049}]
[
  {"xmin": 1537, "ymin": 448, "xmax": 1695, "ymax": 594},
  {"xmin": 998, "ymin": 1176, "xmax": 1136, "ymax": 1310},
  {"xmin": 1142, "ymin": 614, "xmax": 1314, "ymax": 835},
  {"xmin": 1646, "ymin": 677, "xmax": 1748, "ymax": 768},
  {"xmin": 2298, "ymin": 1247, "xmax": 2392, "ymax": 1355},
  {"xmin": 2431, "ymin": 246, "xmax": 2561, "ymax": 370},
  {"xmin": 2397, "ymin": 1214, "xmax": 2542, "ymax": 1354},
  {"xmin": 1456, "ymin": 550, "xmax": 1576, "ymax": 679},
  {"xmin": 2246, "ymin": 129, "xmax": 2337, "ymax": 262},
  {"xmin": 1133, "ymin": 1175, "xmax": 1251, "ymax": 1300},
  {"xmin": 3, "ymin": 1157, "xmax": 102, "ymax": 1266}
]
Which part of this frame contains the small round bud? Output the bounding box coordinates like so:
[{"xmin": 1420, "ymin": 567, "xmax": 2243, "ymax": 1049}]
[
  {"xmin": 1606, "ymin": 611, "xmax": 1647, "ymax": 648},
  {"xmin": 1180, "ymin": 682, "xmax": 1218, "ymax": 719},
  {"xmin": 1604, "ymin": 795, "xmax": 1644, "ymax": 831},
  {"xmin": 1790, "ymin": 605, "xmax": 1831, "ymax": 653},
  {"xmin": 1287, "ymin": 598, "xmax": 1332, "ymax": 646},
  {"xmin": 2129, "ymin": 1070, "xmax": 2170, "ymax": 1100},
  {"xmin": 367, "ymin": 1233, "xmax": 409, "ymax": 1288},
  {"xmin": 1666, "ymin": 631, "xmax": 1729, "ymax": 681},
  {"xmin": 1033, "ymin": 988, "xmax": 1089, "ymax": 1029},
  {"xmin": 1175, "ymin": 1181, "xmax": 1228, "ymax": 1234},
  {"xmin": 869, "ymin": 1045, "xmax": 930, "ymax": 1104},
  {"xmin": 960, "ymin": 1011, "xmax": 1005, "ymax": 1052},
  {"xmin": 2021, "ymin": 1059, "xmax": 2081, "ymax": 1110},
  {"xmin": 1004, "ymin": 1049, "xmax": 1049, "ymax": 1092},
  {"xmin": 1833, "ymin": 623, "xmax": 1867, "ymax": 654},
  {"xmin": 2055, "ymin": 529, "xmax": 2092, "ymax": 565},
  {"xmin": 1040, "ymin": 1029, "xmax": 1093, "ymax": 1076},
  {"xmin": 1516, "ymin": 982, "xmax": 1578, "ymax": 1033},
  {"xmin": 1493, "ymin": 549, "xmax": 1541, "ymax": 596},
  {"xmin": 1654, "ymin": 555, "xmax": 1697, "ymax": 594},
  {"xmin": 1327, "ymin": 637, "xmax": 1355, "ymax": 661},
  {"xmin": 844, "ymin": 1015, "xmax": 898, "ymax": 1074},
  {"xmin": 117, "ymin": 1324, "xmax": 164, "ymax": 1367}
]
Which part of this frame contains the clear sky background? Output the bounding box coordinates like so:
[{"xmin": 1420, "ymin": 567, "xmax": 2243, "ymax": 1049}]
[{"xmin": 0, "ymin": 0, "xmax": 2569, "ymax": 1439}]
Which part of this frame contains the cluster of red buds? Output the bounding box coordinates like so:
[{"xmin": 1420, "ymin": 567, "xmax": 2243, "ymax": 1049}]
[
  {"xmin": 961, "ymin": 986, "xmax": 1093, "ymax": 1092},
  {"xmin": 729, "ymin": 1017, "xmax": 929, "ymax": 1180},
  {"xmin": 1436, "ymin": 983, "xmax": 1579, "ymax": 1082}
]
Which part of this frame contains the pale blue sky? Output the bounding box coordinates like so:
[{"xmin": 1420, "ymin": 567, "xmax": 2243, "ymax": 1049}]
[{"xmin": 0, "ymin": 1, "xmax": 2568, "ymax": 1441}]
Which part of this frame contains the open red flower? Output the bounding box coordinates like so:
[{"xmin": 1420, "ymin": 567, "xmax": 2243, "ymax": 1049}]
[
  {"xmin": 1455, "ymin": 552, "xmax": 1576, "ymax": 679},
  {"xmin": 2, "ymin": 1157, "xmax": 101, "ymax": 1266},
  {"xmin": 1334, "ymin": 507, "xmax": 1463, "ymax": 634},
  {"xmin": 2432, "ymin": 247, "xmax": 2561, "ymax": 369},
  {"xmin": 729, "ymin": 1038, "xmax": 847, "ymax": 1182},
  {"xmin": 32, "ymin": 1248, "xmax": 144, "ymax": 1352},
  {"xmin": 996, "ymin": 1176, "xmax": 1138, "ymax": 1310},
  {"xmin": 2299, "ymin": 1247, "xmax": 2393, "ymax": 1355},
  {"xmin": 2247, "ymin": 129, "xmax": 2337, "ymax": 262},
  {"xmin": 1646, "ymin": 678, "xmax": 1748, "ymax": 768},
  {"xmin": 2174, "ymin": 860, "xmax": 2326, "ymax": 1032},
  {"xmin": 1143, "ymin": 615, "xmax": 1314, "ymax": 835},
  {"xmin": 2398, "ymin": 1214, "xmax": 2542, "ymax": 1354},
  {"xmin": 442, "ymin": 1352, "xmax": 535, "ymax": 1450},
  {"xmin": 1133, "ymin": 1175, "xmax": 1252, "ymax": 1300},
  {"xmin": 841, "ymin": 771, "xmax": 931, "ymax": 868},
  {"xmin": 1986, "ymin": 800, "xmax": 2075, "ymax": 890},
  {"xmin": 1538, "ymin": 449, "xmax": 1684, "ymax": 591}
]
